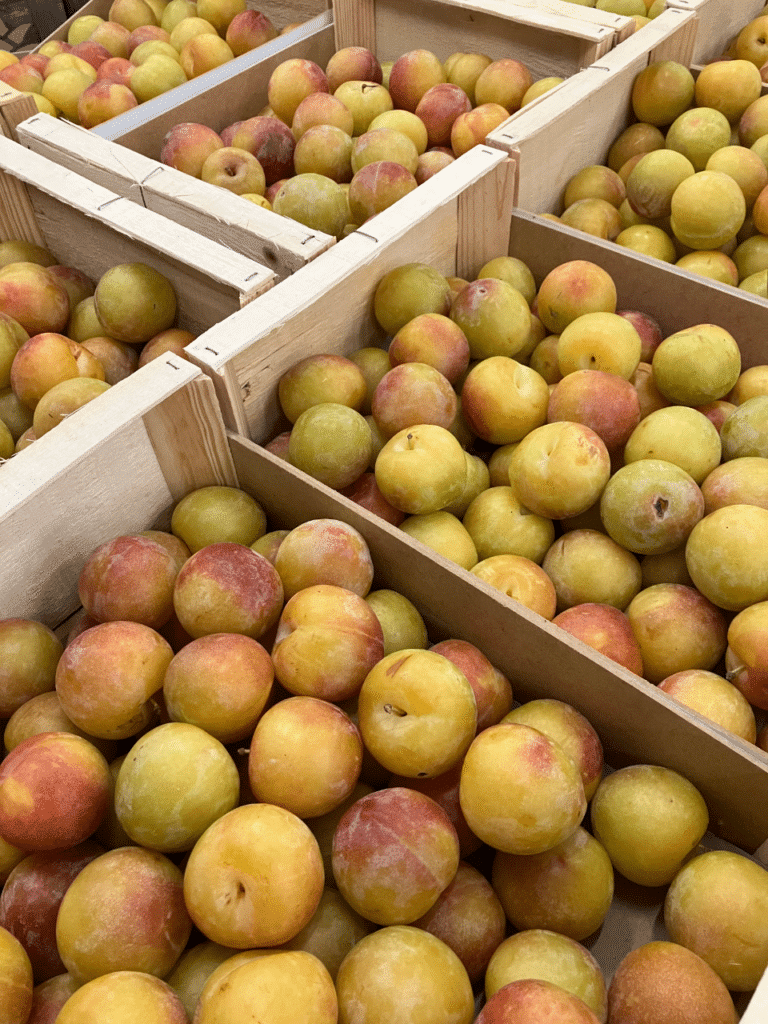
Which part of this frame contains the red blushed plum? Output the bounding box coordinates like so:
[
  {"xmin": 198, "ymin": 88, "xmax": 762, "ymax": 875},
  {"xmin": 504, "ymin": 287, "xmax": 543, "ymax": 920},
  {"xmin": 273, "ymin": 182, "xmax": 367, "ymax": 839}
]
[
  {"xmin": 274, "ymin": 519, "xmax": 374, "ymax": 599},
  {"xmin": 459, "ymin": 723, "xmax": 587, "ymax": 856},
  {"xmin": 702, "ymin": 457, "xmax": 768, "ymax": 513},
  {"xmin": 475, "ymin": 58, "xmax": 533, "ymax": 113},
  {"xmin": 726, "ymin": 600, "xmax": 768, "ymax": 709},
  {"xmin": 271, "ymin": 584, "xmax": 384, "ymax": 702},
  {"xmin": 416, "ymin": 149, "xmax": 456, "ymax": 183},
  {"xmin": 348, "ymin": 161, "xmax": 418, "ymax": 224},
  {"xmin": 535, "ymin": 261, "xmax": 617, "ymax": 336},
  {"xmin": 78, "ymin": 533, "xmax": 181, "ymax": 629},
  {"xmin": 492, "ymin": 827, "xmax": 614, "ymax": 942},
  {"xmin": 264, "ymin": 429, "xmax": 291, "ymax": 460},
  {"xmin": 332, "ymin": 787, "xmax": 460, "ymax": 925},
  {"xmin": 0, "ymin": 63, "xmax": 43, "ymax": 93},
  {"xmin": 77, "ymin": 80, "xmax": 137, "ymax": 127},
  {"xmin": 0, "ymin": 618, "xmax": 62, "ymax": 719},
  {"xmin": 28, "ymin": 973, "xmax": 80, "ymax": 1024},
  {"xmin": 293, "ymin": 92, "xmax": 354, "ymax": 141},
  {"xmin": 696, "ymin": 400, "xmax": 737, "ymax": 433},
  {"xmin": 248, "ymin": 696, "xmax": 363, "ymax": 818},
  {"xmin": 183, "ymin": 803, "xmax": 324, "ymax": 948},
  {"xmin": 55, "ymin": 621, "xmax": 173, "ymax": 740},
  {"xmin": 414, "ymin": 860, "xmax": 506, "ymax": 985},
  {"xmin": 503, "ymin": 699, "xmax": 604, "ymax": 801},
  {"xmin": 371, "ymin": 362, "xmax": 457, "ymax": 438},
  {"xmin": 388, "ymin": 762, "xmax": 482, "ymax": 858},
  {"xmin": 626, "ymin": 583, "xmax": 728, "ymax": 683},
  {"xmin": 173, "ymin": 542, "xmax": 284, "ymax": 640},
  {"xmin": 450, "ymin": 103, "xmax": 511, "ymax": 156},
  {"xmin": 388, "ymin": 312, "xmax": 470, "ymax": 384},
  {"xmin": 225, "ymin": 9, "xmax": 277, "ymax": 56},
  {"xmin": 97, "ymin": 56, "xmax": 135, "ymax": 86},
  {"xmin": 0, "ymin": 262, "xmax": 70, "ymax": 336},
  {"xmin": 388, "ymin": 49, "xmax": 447, "ymax": 112},
  {"xmin": 548, "ymin": 370, "xmax": 641, "ymax": 453},
  {"xmin": 429, "ymin": 638, "xmax": 513, "ymax": 732},
  {"xmin": 163, "ymin": 632, "xmax": 273, "ymax": 744},
  {"xmin": 56, "ymin": 846, "xmax": 191, "ymax": 984},
  {"xmin": 340, "ymin": 472, "xmax": 407, "ymax": 525},
  {"xmin": 326, "ymin": 46, "xmax": 382, "ymax": 92},
  {"xmin": 0, "ymin": 733, "xmax": 110, "ymax": 852},
  {"xmin": 415, "ymin": 84, "xmax": 472, "ymax": 148},
  {"xmin": 553, "ymin": 603, "xmax": 644, "ymax": 676},
  {"xmin": 450, "ymin": 278, "xmax": 532, "ymax": 361},
  {"xmin": 0, "ymin": 842, "xmax": 103, "ymax": 982},
  {"xmin": 160, "ymin": 121, "xmax": 223, "ymax": 178},
  {"xmin": 231, "ymin": 116, "xmax": 296, "ymax": 184},
  {"xmin": 617, "ymin": 308, "xmax": 663, "ymax": 362},
  {"xmin": 477, "ymin": 979, "xmax": 600, "ymax": 1024}
]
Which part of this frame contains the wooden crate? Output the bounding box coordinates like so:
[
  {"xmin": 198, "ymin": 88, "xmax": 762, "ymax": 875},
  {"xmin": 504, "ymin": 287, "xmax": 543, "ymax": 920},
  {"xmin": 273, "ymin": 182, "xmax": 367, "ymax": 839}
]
[
  {"xmin": 3, "ymin": 354, "xmax": 768, "ymax": 1018},
  {"xmin": 184, "ymin": 143, "xmax": 768, "ymax": 837},
  {"xmin": 332, "ymin": 0, "xmax": 630, "ymax": 77},
  {"xmin": 666, "ymin": 0, "xmax": 767, "ymax": 63},
  {"xmin": 0, "ymin": 133, "xmax": 274, "ymax": 331},
  {"xmin": 485, "ymin": 7, "xmax": 697, "ymax": 213},
  {"xmin": 14, "ymin": 14, "xmax": 339, "ymax": 278}
]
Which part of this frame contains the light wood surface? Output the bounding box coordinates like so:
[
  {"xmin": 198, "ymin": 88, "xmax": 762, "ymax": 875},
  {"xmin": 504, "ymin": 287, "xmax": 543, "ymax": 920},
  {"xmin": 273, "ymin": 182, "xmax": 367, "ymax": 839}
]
[
  {"xmin": 333, "ymin": 0, "xmax": 618, "ymax": 77},
  {"xmin": 487, "ymin": 8, "xmax": 697, "ymax": 213},
  {"xmin": 0, "ymin": 85, "xmax": 38, "ymax": 142},
  {"xmin": 17, "ymin": 113, "xmax": 335, "ymax": 278},
  {"xmin": 0, "ymin": 359, "xmax": 236, "ymax": 629},
  {"xmin": 666, "ymin": 0, "xmax": 767, "ymax": 62}
]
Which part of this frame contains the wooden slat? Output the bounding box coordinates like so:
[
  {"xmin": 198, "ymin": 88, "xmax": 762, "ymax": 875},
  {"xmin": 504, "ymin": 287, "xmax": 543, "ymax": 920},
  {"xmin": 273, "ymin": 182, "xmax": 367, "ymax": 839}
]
[
  {"xmin": 366, "ymin": 0, "xmax": 616, "ymax": 77},
  {"xmin": 0, "ymin": 359, "xmax": 235, "ymax": 630},
  {"xmin": 0, "ymin": 85, "xmax": 38, "ymax": 142},
  {"xmin": 17, "ymin": 114, "xmax": 335, "ymax": 279},
  {"xmin": 0, "ymin": 135, "xmax": 274, "ymax": 330}
]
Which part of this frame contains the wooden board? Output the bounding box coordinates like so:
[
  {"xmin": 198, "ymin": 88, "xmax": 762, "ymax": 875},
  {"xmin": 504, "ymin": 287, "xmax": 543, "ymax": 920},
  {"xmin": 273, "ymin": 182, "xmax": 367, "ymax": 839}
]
[
  {"xmin": 16, "ymin": 112, "xmax": 335, "ymax": 280},
  {"xmin": 95, "ymin": 14, "xmax": 336, "ymax": 154},
  {"xmin": 0, "ymin": 84, "xmax": 38, "ymax": 142},
  {"xmin": 486, "ymin": 7, "xmax": 698, "ymax": 213},
  {"xmin": 333, "ymin": 0, "xmax": 621, "ymax": 78},
  {"xmin": 0, "ymin": 357, "xmax": 237, "ymax": 630},
  {"xmin": 183, "ymin": 145, "xmax": 517, "ymax": 437},
  {"xmin": 666, "ymin": 0, "xmax": 767, "ymax": 62},
  {"xmin": 0, "ymin": 133, "xmax": 275, "ymax": 334}
]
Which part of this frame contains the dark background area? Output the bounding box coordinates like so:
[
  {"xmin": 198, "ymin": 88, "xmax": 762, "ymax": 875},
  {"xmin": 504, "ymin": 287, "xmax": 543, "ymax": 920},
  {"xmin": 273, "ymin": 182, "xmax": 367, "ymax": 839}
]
[{"xmin": 1, "ymin": 1, "xmax": 88, "ymax": 52}]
